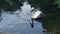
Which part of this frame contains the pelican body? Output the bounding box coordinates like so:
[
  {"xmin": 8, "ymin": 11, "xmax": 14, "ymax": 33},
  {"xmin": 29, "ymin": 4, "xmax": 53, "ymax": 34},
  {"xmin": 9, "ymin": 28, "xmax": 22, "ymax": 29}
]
[{"xmin": 31, "ymin": 10, "xmax": 44, "ymax": 20}]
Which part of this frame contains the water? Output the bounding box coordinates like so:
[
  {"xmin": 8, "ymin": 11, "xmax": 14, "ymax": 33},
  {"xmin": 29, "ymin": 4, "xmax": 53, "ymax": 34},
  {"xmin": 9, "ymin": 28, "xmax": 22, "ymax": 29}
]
[{"xmin": 0, "ymin": 2, "xmax": 45, "ymax": 34}]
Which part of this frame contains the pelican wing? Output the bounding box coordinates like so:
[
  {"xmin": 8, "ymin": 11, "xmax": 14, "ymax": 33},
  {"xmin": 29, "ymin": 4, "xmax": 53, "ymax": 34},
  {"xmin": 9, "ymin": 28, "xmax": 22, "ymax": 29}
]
[{"xmin": 31, "ymin": 11, "xmax": 41, "ymax": 19}]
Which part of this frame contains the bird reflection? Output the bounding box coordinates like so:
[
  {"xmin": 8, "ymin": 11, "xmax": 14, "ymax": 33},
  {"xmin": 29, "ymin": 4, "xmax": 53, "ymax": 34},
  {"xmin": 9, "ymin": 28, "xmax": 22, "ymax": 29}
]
[{"xmin": 30, "ymin": 19, "xmax": 34, "ymax": 28}]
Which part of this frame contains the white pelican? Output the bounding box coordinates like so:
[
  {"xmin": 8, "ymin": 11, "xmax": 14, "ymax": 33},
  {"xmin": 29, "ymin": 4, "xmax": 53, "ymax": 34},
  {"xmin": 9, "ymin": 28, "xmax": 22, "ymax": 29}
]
[
  {"xmin": 31, "ymin": 10, "xmax": 44, "ymax": 20},
  {"xmin": 30, "ymin": 8, "xmax": 44, "ymax": 28}
]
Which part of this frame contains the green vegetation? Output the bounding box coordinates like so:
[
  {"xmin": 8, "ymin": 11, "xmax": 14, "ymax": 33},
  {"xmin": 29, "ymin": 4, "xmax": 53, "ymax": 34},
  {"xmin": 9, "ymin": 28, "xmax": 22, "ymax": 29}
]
[
  {"xmin": 0, "ymin": 0, "xmax": 23, "ymax": 11},
  {"xmin": 27, "ymin": 0, "xmax": 58, "ymax": 14},
  {"xmin": 55, "ymin": 0, "xmax": 60, "ymax": 8}
]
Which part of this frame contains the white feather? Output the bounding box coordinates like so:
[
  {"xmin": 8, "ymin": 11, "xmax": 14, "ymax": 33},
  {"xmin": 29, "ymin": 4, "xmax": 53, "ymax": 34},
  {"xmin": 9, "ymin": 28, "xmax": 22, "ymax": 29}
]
[{"xmin": 31, "ymin": 11, "xmax": 42, "ymax": 19}]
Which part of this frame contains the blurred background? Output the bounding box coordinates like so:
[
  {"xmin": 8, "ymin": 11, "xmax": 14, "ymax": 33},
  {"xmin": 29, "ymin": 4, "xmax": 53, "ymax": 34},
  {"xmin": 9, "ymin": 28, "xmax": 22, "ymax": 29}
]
[{"xmin": 0, "ymin": 0, "xmax": 60, "ymax": 34}]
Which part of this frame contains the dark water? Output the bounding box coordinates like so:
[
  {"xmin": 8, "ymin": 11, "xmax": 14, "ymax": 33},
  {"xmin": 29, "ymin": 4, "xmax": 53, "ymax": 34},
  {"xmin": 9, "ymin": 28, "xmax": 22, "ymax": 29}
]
[{"xmin": 26, "ymin": 0, "xmax": 60, "ymax": 34}]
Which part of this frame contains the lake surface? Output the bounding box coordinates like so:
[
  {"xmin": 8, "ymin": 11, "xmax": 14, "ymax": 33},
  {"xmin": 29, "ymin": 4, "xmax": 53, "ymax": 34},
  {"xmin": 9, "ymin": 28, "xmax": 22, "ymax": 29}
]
[{"xmin": 0, "ymin": 2, "xmax": 46, "ymax": 34}]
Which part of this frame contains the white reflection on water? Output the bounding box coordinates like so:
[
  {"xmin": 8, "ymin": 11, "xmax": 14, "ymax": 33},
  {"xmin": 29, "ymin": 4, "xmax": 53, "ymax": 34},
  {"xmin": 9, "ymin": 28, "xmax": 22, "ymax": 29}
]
[{"xmin": 0, "ymin": 2, "xmax": 45, "ymax": 34}]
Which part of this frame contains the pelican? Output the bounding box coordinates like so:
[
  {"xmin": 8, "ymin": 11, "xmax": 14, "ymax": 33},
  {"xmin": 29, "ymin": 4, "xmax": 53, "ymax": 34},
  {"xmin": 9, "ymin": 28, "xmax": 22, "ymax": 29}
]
[
  {"xmin": 30, "ymin": 8, "xmax": 44, "ymax": 28},
  {"xmin": 31, "ymin": 9, "xmax": 44, "ymax": 20}
]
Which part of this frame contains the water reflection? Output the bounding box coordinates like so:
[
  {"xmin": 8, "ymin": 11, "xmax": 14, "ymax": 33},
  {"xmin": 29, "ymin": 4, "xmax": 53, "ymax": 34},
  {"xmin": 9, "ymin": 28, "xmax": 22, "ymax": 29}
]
[{"xmin": 0, "ymin": 2, "xmax": 45, "ymax": 34}]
